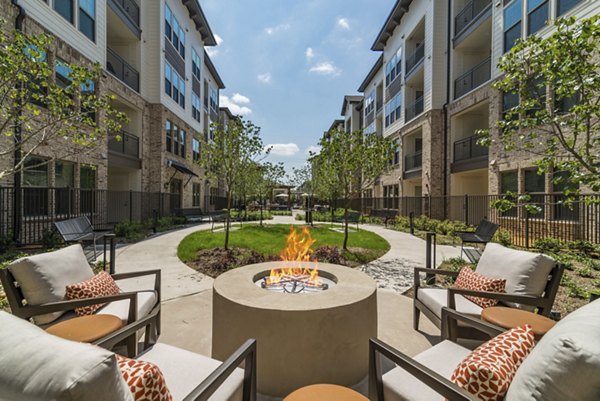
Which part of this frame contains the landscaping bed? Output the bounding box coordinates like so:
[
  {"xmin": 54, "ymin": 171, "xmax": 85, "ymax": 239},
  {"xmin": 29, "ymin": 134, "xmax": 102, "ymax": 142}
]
[{"xmin": 178, "ymin": 224, "xmax": 390, "ymax": 277}]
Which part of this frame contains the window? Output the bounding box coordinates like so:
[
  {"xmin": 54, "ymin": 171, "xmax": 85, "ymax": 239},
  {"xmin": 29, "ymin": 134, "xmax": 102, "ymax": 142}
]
[
  {"xmin": 527, "ymin": 0, "xmax": 548, "ymax": 36},
  {"xmin": 192, "ymin": 138, "xmax": 200, "ymax": 161},
  {"xmin": 192, "ymin": 49, "xmax": 201, "ymax": 79},
  {"xmin": 164, "ymin": 62, "xmax": 185, "ymax": 107},
  {"xmin": 23, "ymin": 157, "xmax": 48, "ymax": 187},
  {"xmin": 503, "ymin": 0, "xmax": 522, "ymax": 53},
  {"xmin": 393, "ymin": 139, "xmax": 400, "ymax": 165},
  {"xmin": 55, "ymin": 58, "xmax": 72, "ymax": 88},
  {"xmin": 558, "ymin": 0, "xmax": 582, "ymax": 16},
  {"xmin": 79, "ymin": 0, "xmax": 95, "ymax": 41},
  {"xmin": 525, "ymin": 169, "xmax": 545, "ymax": 218},
  {"xmin": 555, "ymin": 89, "xmax": 579, "ymax": 114},
  {"xmin": 23, "ymin": 157, "xmax": 49, "ymax": 216},
  {"xmin": 192, "ymin": 94, "xmax": 201, "ymax": 122},
  {"xmin": 164, "ymin": 4, "xmax": 185, "ymax": 59},
  {"xmin": 364, "ymin": 123, "xmax": 376, "ymax": 135},
  {"xmin": 172, "ymin": 123, "xmax": 179, "ymax": 156},
  {"xmin": 364, "ymin": 90, "xmax": 375, "ymax": 116},
  {"xmin": 193, "ymin": 183, "xmax": 201, "ymax": 207},
  {"xmin": 384, "ymin": 94, "xmax": 401, "ymax": 127},
  {"xmin": 500, "ymin": 170, "xmax": 518, "ymax": 217},
  {"xmin": 166, "ymin": 120, "xmax": 172, "ymax": 152},
  {"xmin": 502, "ymin": 91, "xmax": 519, "ymax": 120},
  {"xmin": 553, "ymin": 171, "xmax": 578, "ymax": 221},
  {"xmin": 24, "ymin": 44, "xmax": 48, "ymax": 107},
  {"xmin": 526, "ymin": 77, "xmax": 546, "ymax": 117},
  {"xmin": 209, "ymin": 87, "xmax": 218, "ymax": 111},
  {"xmin": 80, "ymin": 165, "xmax": 96, "ymax": 214},
  {"xmin": 385, "ymin": 47, "xmax": 402, "ymax": 86},
  {"xmin": 179, "ymin": 128, "xmax": 186, "ymax": 157},
  {"xmin": 55, "ymin": 161, "xmax": 75, "ymax": 215},
  {"xmin": 54, "ymin": 0, "xmax": 73, "ymax": 23}
]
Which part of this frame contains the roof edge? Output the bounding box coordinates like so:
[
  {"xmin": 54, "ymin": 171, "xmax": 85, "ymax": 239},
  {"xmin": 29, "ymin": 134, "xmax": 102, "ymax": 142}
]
[
  {"xmin": 358, "ymin": 54, "xmax": 384, "ymax": 92},
  {"xmin": 204, "ymin": 50, "xmax": 225, "ymax": 89},
  {"xmin": 371, "ymin": 0, "xmax": 413, "ymax": 51}
]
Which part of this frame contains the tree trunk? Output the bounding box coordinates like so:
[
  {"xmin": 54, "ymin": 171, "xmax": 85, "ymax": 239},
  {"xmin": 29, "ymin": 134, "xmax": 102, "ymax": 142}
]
[
  {"xmin": 343, "ymin": 205, "xmax": 349, "ymax": 250},
  {"xmin": 225, "ymin": 194, "xmax": 231, "ymax": 250},
  {"xmin": 260, "ymin": 196, "xmax": 264, "ymax": 226}
]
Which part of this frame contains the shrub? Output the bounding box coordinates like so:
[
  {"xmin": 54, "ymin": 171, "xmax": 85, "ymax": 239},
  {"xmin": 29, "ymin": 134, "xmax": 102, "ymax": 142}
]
[
  {"xmin": 313, "ymin": 246, "xmax": 345, "ymax": 265},
  {"xmin": 554, "ymin": 254, "xmax": 575, "ymax": 271},
  {"xmin": 0, "ymin": 234, "xmax": 14, "ymax": 254},
  {"xmin": 114, "ymin": 220, "xmax": 146, "ymax": 241},
  {"xmin": 577, "ymin": 266, "xmax": 595, "ymax": 278},
  {"xmin": 533, "ymin": 237, "xmax": 563, "ymax": 254},
  {"xmin": 492, "ymin": 228, "xmax": 512, "ymax": 247},
  {"xmin": 445, "ymin": 257, "xmax": 470, "ymax": 272},
  {"xmin": 41, "ymin": 228, "xmax": 62, "ymax": 249},
  {"xmin": 153, "ymin": 216, "xmax": 187, "ymax": 232},
  {"xmin": 566, "ymin": 240, "xmax": 596, "ymax": 256},
  {"xmin": 270, "ymin": 211, "xmax": 292, "ymax": 216}
]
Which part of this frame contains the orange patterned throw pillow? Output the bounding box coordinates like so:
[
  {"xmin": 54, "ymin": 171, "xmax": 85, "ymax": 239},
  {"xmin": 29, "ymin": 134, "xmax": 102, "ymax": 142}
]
[
  {"xmin": 450, "ymin": 325, "xmax": 536, "ymax": 401},
  {"xmin": 65, "ymin": 271, "xmax": 121, "ymax": 316},
  {"xmin": 453, "ymin": 267, "xmax": 506, "ymax": 308},
  {"xmin": 116, "ymin": 355, "xmax": 173, "ymax": 401}
]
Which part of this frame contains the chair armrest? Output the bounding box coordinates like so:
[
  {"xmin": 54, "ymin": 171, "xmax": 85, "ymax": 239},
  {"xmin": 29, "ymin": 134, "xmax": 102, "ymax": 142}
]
[
  {"xmin": 441, "ymin": 307, "xmax": 504, "ymax": 341},
  {"xmin": 454, "ymin": 230, "xmax": 475, "ymax": 235},
  {"xmin": 112, "ymin": 269, "xmax": 161, "ymax": 301},
  {"xmin": 447, "ymin": 288, "xmax": 545, "ymax": 308},
  {"xmin": 94, "ymin": 307, "xmax": 159, "ymax": 350},
  {"xmin": 183, "ymin": 339, "xmax": 257, "ymax": 401},
  {"xmin": 368, "ymin": 338, "xmax": 477, "ymax": 401},
  {"xmin": 414, "ymin": 267, "xmax": 460, "ymax": 277},
  {"xmin": 23, "ymin": 292, "xmax": 138, "ymax": 323}
]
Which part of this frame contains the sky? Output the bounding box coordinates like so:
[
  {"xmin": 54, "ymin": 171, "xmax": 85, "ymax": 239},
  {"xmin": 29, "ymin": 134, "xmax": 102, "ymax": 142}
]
[{"xmin": 200, "ymin": 0, "xmax": 395, "ymax": 178}]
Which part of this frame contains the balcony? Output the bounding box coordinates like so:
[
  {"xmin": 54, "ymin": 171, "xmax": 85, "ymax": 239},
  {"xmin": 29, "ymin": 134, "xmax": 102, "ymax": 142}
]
[
  {"xmin": 454, "ymin": 56, "xmax": 490, "ymax": 99},
  {"xmin": 405, "ymin": 43, "xmax": 425, "ymax": 77},
  {"xmin": 404, "ymin": 151, "xmax": 422, "ymax": 171},
  {"xmin": 453, "ymin": 135, "xmax": 488, "ymax": 162},
  {"xmin": 405, "ymin": 96, "xmax": 424, "ymax": 123},
  {"xmin": 109, "ymin": 0, "xmax": 140, "ymax": 27},
  {"xmin": 106, "ymin": 48, "xmax": 139, "ymax": 92},
  {"xmin": 109, "ymin": 130, "xmax": 140, "ymax": 159},
  {"xmin": 454, "ymin": 0, "xmax": 492, "ymax": 36}
]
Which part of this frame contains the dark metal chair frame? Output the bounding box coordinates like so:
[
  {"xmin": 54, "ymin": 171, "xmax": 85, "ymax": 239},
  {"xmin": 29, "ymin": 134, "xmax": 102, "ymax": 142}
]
[
  {"xmin": 455, "ymin": 219, "xmax": 500, "ymax": 262},
  {"xmin": 333, "ymin": 210, "xmax": 361, "ymax": 231},
  {"xmin": 369, "ymin": 209, "xmax": 398, "ymax": 227},
  {"xmin": 369, "ymin": 308, "xmax": 504, "ymax": 401},
  {"xmin": 0, "ymin": 267, "xmax": 162, "ymax": 357},
  {"xmin": 412, "ymin": 264, "xmax": 564, "ymax": 340},
  {"xmin": 54, "ymin": 216, "xmax": 112, "ymax": 260}
]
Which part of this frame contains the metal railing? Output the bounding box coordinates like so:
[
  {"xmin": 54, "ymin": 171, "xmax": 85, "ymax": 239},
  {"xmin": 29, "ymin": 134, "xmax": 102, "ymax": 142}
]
[
  {"xmin": 405, "ymin": 42, "xmax": 425, "ymax": 76},
  {"xmin": 404, "ymin": 151, "xmax": 423, "ymax": 171},
  {"xmin": 405, "ymin": 96, "xmax": 424, "ymax": 122},
  {"xmin": 108, "ymin": 130, "xmax": 140, "ymax": 158},
  {"xmin": 111, "ymin": 0, "xmax": 140, "ymax": 26},
  {"xmin": 453, "ymin": 135, "xmax": 488, "ymax": 162},
  {"xmin": 454, "ymin": 56, "xmax": 491, "ymax": 99},
  {"xmin": 455, "ymin": 0, "xmax": 492, "ymax": 36},
  {"xmin": 106, "ymin": 47, "xmax": 139, "ymax": 92}
]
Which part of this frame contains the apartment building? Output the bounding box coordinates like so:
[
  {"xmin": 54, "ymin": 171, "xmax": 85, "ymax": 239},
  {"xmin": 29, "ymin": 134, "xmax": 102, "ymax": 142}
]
[{"xmin": 1, "ymin": 0, "xmax": 227, "ymax": 237}]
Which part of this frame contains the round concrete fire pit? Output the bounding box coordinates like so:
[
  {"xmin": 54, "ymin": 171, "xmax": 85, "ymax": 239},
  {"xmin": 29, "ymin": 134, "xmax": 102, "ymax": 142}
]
[{"xmin": 212, "ymin": 261, "xmax": 378, "ymax": 398}]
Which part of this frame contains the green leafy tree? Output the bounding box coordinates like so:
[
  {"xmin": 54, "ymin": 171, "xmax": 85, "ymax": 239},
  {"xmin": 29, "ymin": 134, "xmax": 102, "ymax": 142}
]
[
  {"xmin": 478, "ymin": 16, "xmax": 600, "ymax": 200},
  {"xmin": 252, "ymin": 161, "xmax": 285, "ymax": 226},
  {"xmin": 0, "ymin": 20, "xmax": 127, "ymax": 180},
  {"xmin": 315, "ymin": 129, "xmax": 394, "ymax": 249},
  {"xmin": 199, "ymin": 118, "xmax": 267, "ymax": 249}
]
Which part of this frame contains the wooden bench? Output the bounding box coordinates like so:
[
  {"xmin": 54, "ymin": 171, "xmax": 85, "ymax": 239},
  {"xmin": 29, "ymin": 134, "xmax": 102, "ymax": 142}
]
[
  {"xmin": 54, "ymin": 216, "xmax": 112, "ymax": 260},
  {"xmin": 174, "ymin": 208, "xmax": 211, "ymax": 223},
  {"xmin": 369, "ymin": 209, "xmax": 397, "ymax": 227}
]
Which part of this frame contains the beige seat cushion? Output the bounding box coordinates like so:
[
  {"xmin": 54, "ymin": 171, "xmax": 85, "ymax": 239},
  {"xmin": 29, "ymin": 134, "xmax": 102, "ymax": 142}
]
[
  {"xmin": 506, "ymin": 299, "xmax": 600, "ymax": 401},
  {"xmin": 138, "ymin": 343, "xmax": 244, "ymax": 401},
  {"xmin": 382, "ymin": 340, "xmax": 471, "ymax": 401},
  {"xmin": 8, "ymin": 245, "xmax": 94, "ymax": 325},
  {"xmin": 417, "ymin": 288, "xmax": 483, "ymax": 321},
  {"xmin": 476, "ymin": 243, "xmax": 555, "ymax": 310},
  {"xmin": 96, "ymin": 290, "xmax": 158, "ymax": 324},
  {"xmin": 0, "ymin": 311, "xmax": 133, "ymax": 401}
]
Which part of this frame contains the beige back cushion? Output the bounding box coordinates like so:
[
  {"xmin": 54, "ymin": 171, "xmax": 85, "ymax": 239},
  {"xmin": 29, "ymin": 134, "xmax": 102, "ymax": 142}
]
[
  {"xmin": 506, "ymin": 299, "xmax": 600, "ymax": 400},
  {"xmin": 475, "ymin": 243, "xmax": 555, "ymax": 310},
  {"xmin": 8, "ymin": 245, "xmax": 95, "ymax": 324},
  {"xmin": 0, "ymin": 311, "xmax": 133, "ymax": 401}
]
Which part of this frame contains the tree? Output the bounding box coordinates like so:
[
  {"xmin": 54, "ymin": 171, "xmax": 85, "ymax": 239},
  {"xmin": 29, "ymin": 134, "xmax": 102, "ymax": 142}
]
[
  {"xmin": 0, "ymin": 19, "xmax": 127, "ymax": 180},
  {"xmin": 315, "ymin": 129, "xmax": 394, "ymax": 249},
  {"xmin": 252, "ymin": 161, "xmax": 285, "ymax": 226},
  {"xmin": 478, "ymin": 16, "xmax": 600, "ymax": 198},
  {"xmin": 199, "ymin": 118, "xmax": 267, "ymax": 249}
]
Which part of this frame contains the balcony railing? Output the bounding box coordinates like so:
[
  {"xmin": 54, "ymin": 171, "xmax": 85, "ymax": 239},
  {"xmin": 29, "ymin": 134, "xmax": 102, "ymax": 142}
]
[
  {"xmin": 454, "ymin": 0, "xmax": 492, "ymax": 36},
  {"xmin": 110, "ymin": 0, "xmax": 140, "ymax": 27},
  {"xmin": 109, "ymin": 130, "xmax": 140, "ymax": 158},
  {"xmin": 404, "ymin": 151, "xmax": 423, "ymax": 171},
  {"xmin": 453, "ymin": 135, "xmax": 488, "ymax": 162},
  {"xmin": 405, "ymin": 96, "xmax": 424, "ymax": 122},
  {"xmin": 106, "ymin": 47, "xmax": 139, "ymax": 92},
  {"xmin": 454, "ymin": 56, "xmax": 490, "ymax": 99},
  {"xmin": 405, "ymin": 42, "xmax": 425, "ymax": 76}
]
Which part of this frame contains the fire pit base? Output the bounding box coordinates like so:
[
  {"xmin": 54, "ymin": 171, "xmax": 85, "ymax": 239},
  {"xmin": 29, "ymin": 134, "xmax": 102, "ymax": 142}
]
[{"xmin": 212, "ymin": 262, "xmax": 377, "ymax": 398}]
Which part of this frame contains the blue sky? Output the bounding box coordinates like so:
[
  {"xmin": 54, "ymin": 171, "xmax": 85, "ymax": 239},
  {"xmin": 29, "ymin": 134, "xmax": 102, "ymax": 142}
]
[{"xmin": 201, "ymin": 0, "xmax": 394, "ymax": 176}]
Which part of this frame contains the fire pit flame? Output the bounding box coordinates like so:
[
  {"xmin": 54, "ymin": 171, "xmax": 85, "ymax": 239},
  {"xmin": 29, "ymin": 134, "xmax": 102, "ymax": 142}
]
[{"xmin": 262, "ymin": 226, "xmax": 328, "ymax": 293}]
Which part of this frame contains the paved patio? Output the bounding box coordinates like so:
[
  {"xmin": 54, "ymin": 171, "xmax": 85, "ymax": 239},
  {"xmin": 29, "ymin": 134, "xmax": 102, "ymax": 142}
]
[{"xmin": 114, "ymin": 214, "xmax": 461, "ymax": 361}]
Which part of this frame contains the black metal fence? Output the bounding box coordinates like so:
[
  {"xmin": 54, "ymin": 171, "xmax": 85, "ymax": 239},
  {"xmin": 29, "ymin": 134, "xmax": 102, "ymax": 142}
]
[
  {"xmin": 0, "ymin": 187, "xmax": 181, "ymax": 245},
  {"xmin": 315, "ymin": 194, "xmax": 600, "ymax": 248}
]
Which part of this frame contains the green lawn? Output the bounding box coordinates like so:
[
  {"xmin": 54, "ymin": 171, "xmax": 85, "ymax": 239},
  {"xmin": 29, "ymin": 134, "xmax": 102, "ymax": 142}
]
[{"xmin": 178, "ymin": 224, "xmax": 390, "ymax": 264}]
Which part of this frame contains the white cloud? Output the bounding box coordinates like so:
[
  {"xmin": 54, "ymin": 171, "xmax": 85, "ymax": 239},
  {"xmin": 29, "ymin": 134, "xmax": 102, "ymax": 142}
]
[
  {"xmin": 231, "ymin": 93, "xmax": 250, "ymax": 104},
  {"xmin": 267, "ymin": 143, "xmax": 300, "ymax": 156},
  {"xmin": 205, "ymin": 34, "xmax": 223, "ymax": 57},
  {"xmin": 220, "ymin": 94, "xmax": 252, "ymax": 116},
  {"xmin": 306, "ymin": 146, "xmax": 321, "ymax": 155},
  {"xmin": 337, "ymin": 18, "xmax": 350, "ymax": 30},
  {"xmin": 265, "ymin": 23, "xmax": 290, "ymax": 35},
  {"xmin": 257, "ymin": 73, "xmax": 272, "ymax": 84},
  {"xmin": 305, "ymin": 47, "xmax": 315, "ymax": 60},
  {"xmin": 309, "ymin": 62, "xmax": 341, "ymax": 76}
]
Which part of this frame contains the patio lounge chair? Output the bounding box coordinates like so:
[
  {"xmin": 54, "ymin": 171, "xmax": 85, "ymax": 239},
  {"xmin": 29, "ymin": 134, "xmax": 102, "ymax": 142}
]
[
  {"xmin": 0, "ymin": 244, "xmax": 161, "ymax": 355},
  {"xmin": 413, "ymin": 243, "xmax": 563, "ymax": 340},
  {"xmin": 0, "ymin": 311, "xmax": 257, "ymax": 401},
  {"xmin": 455, "ymin": 219, "xmax": 499, "ymax": 262},
  {"xmin": 370, "ymin": 301, "xmax": 600, "ymax": 400}
]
